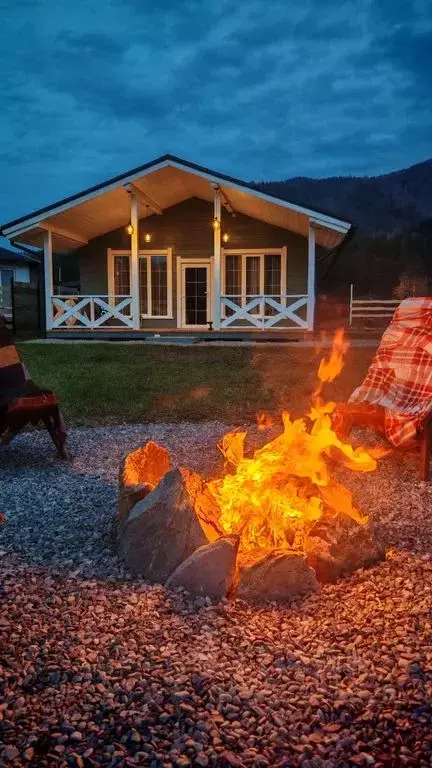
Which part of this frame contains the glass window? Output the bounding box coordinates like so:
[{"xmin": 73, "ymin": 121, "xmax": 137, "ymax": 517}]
[
  {"xmin": 150, "ymin": 256, "xmax": 168, "ymax": 316},
  {"xmin": 245, "ymin": 256, "xmax": 261, "ymax": 314},
  {"xmin": 139, "ymin": 259, "xmax": 148, "ymax": 316},
  {"xmin": 0, "ymin": 268, "xmax": 14, "ymax": 287},
  {"xmin": 114, "ymin": 256, "xmax": 130, "ymax": 296},
  {"xmin": 264, "ymin": 254, "xmax": 282, "ymax": 315},
  {"xmin": 114, "ymin": 253, "xmax": 169, "ymax": 317},
  {"xmin": 224, "ymin": 252, "xmax": 283, "ymax": 317}
]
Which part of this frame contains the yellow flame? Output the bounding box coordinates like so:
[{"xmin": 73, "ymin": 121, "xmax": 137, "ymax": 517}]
[{"xmin": 207, "ymin": 329, "xmax": 378, "ymax": 567}]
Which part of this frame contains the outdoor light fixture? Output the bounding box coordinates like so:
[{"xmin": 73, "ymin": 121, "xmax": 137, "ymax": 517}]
[
  {"xmin": 222, "ymin": 233, "xmax": 230, "ymax": 243},
  {"xmin": 212, "ymin": 218, "xmax": 221, "ymax": 231},
  {"xmin": 144, "ymin": 233, "xmax": 152, "ymax": 243},
  {"xmin": 126, "ymin": 223, "xmax": 134, "ymax": 236}
]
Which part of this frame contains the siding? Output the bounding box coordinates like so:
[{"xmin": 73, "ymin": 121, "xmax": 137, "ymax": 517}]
[{"xmin": 77, "ymin": 197, "xmax": 309, "ymax": 327}]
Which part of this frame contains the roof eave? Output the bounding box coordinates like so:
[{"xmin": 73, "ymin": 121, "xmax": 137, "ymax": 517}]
[{"xmin": 0, "ymin": 155, "xmax": 352, "ymax": 240}]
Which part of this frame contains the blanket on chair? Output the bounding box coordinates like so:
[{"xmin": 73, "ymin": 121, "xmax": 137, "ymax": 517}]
[{"xmin": 349, "ymin": 297, "xmax": 432, "ymax": 446}]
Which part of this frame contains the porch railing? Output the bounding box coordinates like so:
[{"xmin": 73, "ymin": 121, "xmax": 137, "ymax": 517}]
[
  {"xmin": 51, "ymin": 295, "xmax": 134, "ymax": 329},
  {"xmin": 220, "ymin": 294, "xmax": 309, "ymax": 329}
]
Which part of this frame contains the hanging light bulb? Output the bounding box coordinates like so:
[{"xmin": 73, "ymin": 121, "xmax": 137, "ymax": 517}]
[
  {"xmin": 126, "ymin": 223, "xmax": 134, "ymax": 236},
  {"xmin": 212, "ymin": 218, "xmax": 221, "ymax": 231},
  {"xmin": 144, "ymin": 233, "xmax": 152, "ymax": 243},
  {"xmin": 222, "ymin": 233, "xmax": 230, "ymax": 243}
]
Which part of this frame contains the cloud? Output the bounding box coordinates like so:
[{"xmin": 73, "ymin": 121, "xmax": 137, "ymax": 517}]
[{"xmin": 0, "ymin": 0, "xmax": 430, "ymax": 222}]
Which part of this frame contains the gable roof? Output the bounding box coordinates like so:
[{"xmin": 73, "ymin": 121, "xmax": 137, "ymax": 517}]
[
  {"xmin": 0, "ymin": 246, "xmax": 40, "ymax": 265},
  {"xmin": 0, "ymin": 154, "xmax": 352, "ymax": 252}
]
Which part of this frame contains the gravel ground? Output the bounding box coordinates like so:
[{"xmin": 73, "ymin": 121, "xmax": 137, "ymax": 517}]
[{"xmin": 1, "ymin": 423, "xmax": 432, "ymax": 767}]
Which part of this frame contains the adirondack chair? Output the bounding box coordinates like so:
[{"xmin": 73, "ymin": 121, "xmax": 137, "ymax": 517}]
[
  {"xmin": 0, "ymin": 316, "xmax": 67, "ymax": 458},
  {"xmin": 332, "ymin": 297, "xmax": 432, "ymax": 481}
]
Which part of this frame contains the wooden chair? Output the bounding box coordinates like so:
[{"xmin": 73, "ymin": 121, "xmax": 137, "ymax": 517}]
[
  {"xmin": 332, "ymin": 297, "xmax": 432, "ymax": 481},
  {"xmin": 0, "ymin": 317, "xmax": 67, "ymax": 458},
  {"xmin": 332, "ymin": 402, "xmax": 431, "ymax": 481}
]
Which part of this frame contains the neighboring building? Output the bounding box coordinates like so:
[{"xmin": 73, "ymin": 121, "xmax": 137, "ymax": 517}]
[
  {"xmin": 0, "ymin": 245, "xmax": 40, "ymax": 287},
  {"xmin": 0, "ymin": 245, "xmax": 40, "ymax": 319},
  {"xmin": 0, "ymin": 155, "xmax": 352, "ymax": 336}
]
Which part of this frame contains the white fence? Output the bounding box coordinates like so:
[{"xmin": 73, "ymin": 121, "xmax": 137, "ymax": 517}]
[
  {"xmin": 349, "ymin": 285, "xmax": 399, "ymax": 327},
  {"xmin": 51, "ymin": 295, "xmax": 134, "ymax": 329},
  {"xmin": 220, "ymin": 294, "xmax": 309, "ymax": 329}
]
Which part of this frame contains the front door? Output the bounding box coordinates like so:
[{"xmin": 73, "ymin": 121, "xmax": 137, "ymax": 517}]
[{"xmin": 180, "ymin": 262, "xmax": 211, "ymax": 328}]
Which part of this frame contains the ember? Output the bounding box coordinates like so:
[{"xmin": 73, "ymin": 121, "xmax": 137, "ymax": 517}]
[{"xmin": 207, "ymin": 330, "xmax": 379, "ymax": 567}]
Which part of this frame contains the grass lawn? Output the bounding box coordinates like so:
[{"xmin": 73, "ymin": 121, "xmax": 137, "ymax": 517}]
[{"xmin": 18, "ymin": 343, "xmax": 375, "ymax": 426}]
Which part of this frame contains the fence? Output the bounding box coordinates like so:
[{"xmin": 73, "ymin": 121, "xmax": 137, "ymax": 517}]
[
  {"xmin": 349, "ymin": 284, "xmax": 399, "ymax": 327},
  {"xmin": 0, "ymin": 280, "xmax": 42, "ymax": 334}
]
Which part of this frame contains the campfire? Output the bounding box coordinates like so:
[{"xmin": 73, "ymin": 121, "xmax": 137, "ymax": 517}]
[{"xmin": 118, "ymin": 331, "xmax": 384, "ymax": 601}]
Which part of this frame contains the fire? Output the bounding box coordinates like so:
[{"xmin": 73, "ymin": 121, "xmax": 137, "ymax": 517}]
[{"xmin": 208, "ymin": 330, "xmax": 380, "ymax": 567}]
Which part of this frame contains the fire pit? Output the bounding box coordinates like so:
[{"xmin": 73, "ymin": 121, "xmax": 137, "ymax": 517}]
[{"xmin": 117, "ymin": 332, "xmax": 385, "ymax": 601}]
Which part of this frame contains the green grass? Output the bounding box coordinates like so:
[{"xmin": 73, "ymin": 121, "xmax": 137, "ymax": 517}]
[{"xmin": 18, "ymin": 343, "xmax": 375, "ymax": 426}]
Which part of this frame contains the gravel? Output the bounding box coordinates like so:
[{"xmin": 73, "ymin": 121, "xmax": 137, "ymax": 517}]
[{"xmin": 1, "ymin": 423, "xmax": 432, "ymax": 766}]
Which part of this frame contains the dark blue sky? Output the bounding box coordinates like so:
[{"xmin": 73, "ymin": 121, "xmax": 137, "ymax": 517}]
[{"xmin": 1, "ymin": 0, "xmax": 431, "ymax": 222}]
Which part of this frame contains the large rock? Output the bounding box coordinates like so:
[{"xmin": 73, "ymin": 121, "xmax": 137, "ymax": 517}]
[
  {"xmin": 165, "ymin": 536, "xmax": 239, "ymax": 599},
  {"xmin": 237, "ymin": 551, "xmax": 319, "ymax": 602},
  {"xmin": 119, "ymin": 441, "xmax": 171, "ymax": 523},
  {"xmin": 306, "ymin": 515, "xmax": 384, "ymax": 583},
  {"xmin": 118, "ymin": 467, "xmax": 223, "ymax": 582}
]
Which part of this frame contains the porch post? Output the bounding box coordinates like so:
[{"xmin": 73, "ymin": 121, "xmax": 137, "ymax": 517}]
[
  {"xmin": 129, "ymin": 191, "xmax": 140, "ymax": 329},
  {"xmin": 213, "ymin": 185, "xmax": 221, "ymax": 330},
  {"xmin": 307, "ymin": 219, "xmax": 316, "ymax": 330},
  {"xmin": 43, "ymin": 229, "xmax": 53, "ymax": 331}
]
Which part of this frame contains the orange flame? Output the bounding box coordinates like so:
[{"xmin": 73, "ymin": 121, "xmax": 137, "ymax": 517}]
[{"xmin": 207, "ymin": 329, "xmax": 378, "ymax": 567}]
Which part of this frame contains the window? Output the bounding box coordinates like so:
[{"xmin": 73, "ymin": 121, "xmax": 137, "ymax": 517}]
[
  {"xmin": 223, "ymin": 251, "xmax": 285, "ymax": 317},
  {"xmin": 113, "ymin": 257, "xmax": 130, "ymax": 296},
  {"xmin": 0, "ymin": 268, "xmax": 15, "ymax": 287},
  {"xmin": 112, "ymin": 250, "xmax": 172, "ymax": 318}
]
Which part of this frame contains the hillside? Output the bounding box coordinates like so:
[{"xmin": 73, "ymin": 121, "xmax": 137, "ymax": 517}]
[
  {"xmin": 255, "ymin": 159, "xmax": 432, "ymax": 296},
  {"xmin": 254, "ymin": 158, "xmax": 432, "ymax": 238}
]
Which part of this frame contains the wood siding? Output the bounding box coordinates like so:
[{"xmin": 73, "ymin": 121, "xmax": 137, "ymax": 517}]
[{"xmin": 77, "ymin": 197, "xmax": 309, "ymax": 328}]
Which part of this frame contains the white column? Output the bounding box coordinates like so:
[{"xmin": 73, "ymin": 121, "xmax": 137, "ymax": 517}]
[
  {"xmin": 213, "ymin": 185, "xmax": 221, "ymax": 329},
  {"xmin": 129, "ymin": 192, "xmax": 140, "ymax": 329},
  {"xmin": 43, "ymin": 229, "xmax": 53, "ymax": 331},
  {"xmin": 307, "ymin": 220, "xmax": 316, "ymax": 330}
]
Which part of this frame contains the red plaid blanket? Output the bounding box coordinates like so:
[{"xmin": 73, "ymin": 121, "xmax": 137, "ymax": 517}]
[{"xmin": 349, "ymin": 297, "xmax": 432, "ymax": 446}]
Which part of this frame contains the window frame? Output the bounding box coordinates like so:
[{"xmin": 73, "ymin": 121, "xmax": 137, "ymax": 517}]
[
  {"xmin": 221, "ymin": 248, "xmax": 287, "ymax": 317},
  {"xmin": 108, "ymin": 248, "xmax": 173, "ymax": 319}
]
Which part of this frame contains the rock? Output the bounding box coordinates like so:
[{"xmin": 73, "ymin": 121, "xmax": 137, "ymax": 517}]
[
  {"xmin": 306, "ymin": 515, "xmax": 384, "ymax": 583},
  {"xmin": 166, "ymin": 536, "xmax": 239, "ymax": 599},
  {"xmin": 118, "ymin": 467, "xmax": 223, "ymax": 581},
  {"xmin": 119, "ymin": 441, "xmax": 171, "ymax": 523},
  {"xmin": 236, "ymin": 551, "xmax": 319, "ymax": 601}
]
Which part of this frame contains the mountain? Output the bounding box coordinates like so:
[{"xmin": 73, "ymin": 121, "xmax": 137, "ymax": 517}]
[
  {"xmin": 254, "ymin": 158, "xmax": 432, "ymax": 238},
  {"xmin": 254, "ymin": 159, "xmax": 432, "ymax": 296}
]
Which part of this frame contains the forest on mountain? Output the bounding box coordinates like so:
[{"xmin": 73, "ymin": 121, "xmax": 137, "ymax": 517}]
[{"xmin": 255, "ymin": 159, "xmax": 432, "ymax": 297}]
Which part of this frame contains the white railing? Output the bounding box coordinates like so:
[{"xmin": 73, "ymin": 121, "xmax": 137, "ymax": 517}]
[
  {"xmin": 349, "ymin": 285, "xmax": 399, "ymax": 326},
  {"xmin": 220, "ymin": 294, "xmax": 309, "ymax": 329},
  {"xmin": 51, "ymin": 295, "xmax": 134, "ymax": 329}
]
